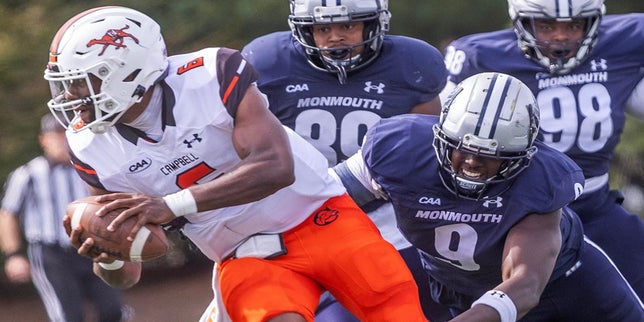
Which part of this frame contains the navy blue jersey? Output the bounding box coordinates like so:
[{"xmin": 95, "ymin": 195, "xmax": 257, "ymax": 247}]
[
  {"xmin": 361, "ymin": 114, "xmax": 585, "ymax": 297},
  {"xmin": 443, "ymin": 14, "xmax": 644, "ymax": 179},
  {"xmin": 243, "ymin": 31, "xmax": 446, "ymax": 165}
]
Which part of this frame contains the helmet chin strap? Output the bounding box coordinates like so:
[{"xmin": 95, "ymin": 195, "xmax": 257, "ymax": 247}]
[
  {"xmin": 319, "ymin": 48, "xmax": 353, "ymax": 84},
  {"xmin": 548, "ymin": 46, "xmax": 571, "ymax": 73},
  {"xmin": 335, "ymin": 64, "xmax": 348, "ymax": 85},
  {"xmin": 537, "ymin": 39, "xmax": 582, "ymax": 74}
]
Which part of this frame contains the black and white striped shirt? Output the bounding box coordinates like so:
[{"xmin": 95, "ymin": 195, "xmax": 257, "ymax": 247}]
[{"xmin": 1, "ymin": 156, "xmax": 88, "ymax": 246}]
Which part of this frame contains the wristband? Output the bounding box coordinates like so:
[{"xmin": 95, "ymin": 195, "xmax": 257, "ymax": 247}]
[
  {"xmin": 163, "ymin": 189, "xmax": 197, "ymax": 217},
  {"xmin": 98, "ymin": 260, "xmax": 125, "ymax": 271},
  {"xmin": 471, "ymin": 290, "xmax": 517, "ymax": 322}
]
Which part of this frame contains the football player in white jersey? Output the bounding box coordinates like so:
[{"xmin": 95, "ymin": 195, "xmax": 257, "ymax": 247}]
[
  {"xmin": 440, "ymin": 0, "xmax": 644, "ymax": 299},
  {"xmin": 241, "ymin": 0, "xmax": 451, "ymax": 321},
  {"xmin": 45, "ymin": 6, "xmax": 427, "ymax": 321}
]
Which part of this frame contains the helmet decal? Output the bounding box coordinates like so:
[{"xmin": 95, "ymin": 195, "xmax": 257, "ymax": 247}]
[{"xmin": 86, "ymin": 25, "xmax": 140, "ymax": 56}]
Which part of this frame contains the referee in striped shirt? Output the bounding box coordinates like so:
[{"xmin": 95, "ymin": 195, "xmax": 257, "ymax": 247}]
[{"xmin": 0, "ymin": 114, "xmax": 127, "ymax": 322}]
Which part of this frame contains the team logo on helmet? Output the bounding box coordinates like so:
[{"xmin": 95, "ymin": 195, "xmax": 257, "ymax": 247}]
[{"xmin": 86, "ymin": 25, "xmax": 139, "ymax": 56}]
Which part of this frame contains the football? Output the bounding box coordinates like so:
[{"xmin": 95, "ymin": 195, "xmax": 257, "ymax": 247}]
[{"xmin": 66, "ymin": 196, "xmax": 168, "ymax": 262}]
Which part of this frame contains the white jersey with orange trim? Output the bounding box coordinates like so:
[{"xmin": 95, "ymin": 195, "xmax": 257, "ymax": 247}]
[{"xmin": 66, "ymin": 47, "xmax": 345, "ymax": 262}]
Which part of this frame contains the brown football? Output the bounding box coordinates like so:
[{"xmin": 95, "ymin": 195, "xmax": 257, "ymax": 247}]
[{"xmin": 67, "ymin": 196, "xmax": 168, "ymax": 262}]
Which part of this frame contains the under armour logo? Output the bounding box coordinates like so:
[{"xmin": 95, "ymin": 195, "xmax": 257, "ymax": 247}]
[
  {"xmin": 183, "ymin": 133, "xmax": 202, "ymax": 148},
  {"xmin": 590, "ymin": 59, "xmax": 607, "ymax": 71},
  {"xmin": 364, "ymin": 81, "xmax": 385, "ymax": 94},
  {"xmin": 482, "ymin": 196, "xmax": 503, "ymax": 208},
  {"xmin": 490, "ymin": 291, "xmax": 506, "ymax": 298}
]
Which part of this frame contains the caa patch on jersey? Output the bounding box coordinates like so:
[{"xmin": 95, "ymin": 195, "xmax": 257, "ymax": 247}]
[{"xmin": 67, "ymin": 196, "xmax": 168, "ymax": 262}]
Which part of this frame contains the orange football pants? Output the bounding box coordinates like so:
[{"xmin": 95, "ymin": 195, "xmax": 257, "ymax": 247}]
[{"xmin": 217, "ymin": 194, "xmax": 426, "ymax": 322}]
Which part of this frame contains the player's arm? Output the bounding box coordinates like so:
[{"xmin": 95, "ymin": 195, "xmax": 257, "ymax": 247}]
[
  {"xmin": 625, "ymin": 77, "xmax": 644, "ymax": 121},
  {"xmin": 330, "ymin": 151, "xmax": 386, "ymax": 207},
  {"xmin": 92, "ymin": 260, "xmax": 141, "ymax": 290},
  {"xmin": 188, "ymin": 84, "xmax": 295, "ymax": 210},
  {"xmin": 452, "ymin": 210, "xmax": 562, "ymax": 322}
]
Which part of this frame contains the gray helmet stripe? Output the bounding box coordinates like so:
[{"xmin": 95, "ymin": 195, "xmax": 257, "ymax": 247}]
[
  {"xmin": 555, "ymin": 0, "xmax": 573, "ymax": 18},
  {"xmin": 475, "ymin": 73, "xmax": 514, "ymax": 140},
  {"xmin": 489, "ymin": 77, "xmax": 514, "ymax": 139},
  {"xmin": 475, "ymin": 73, "xmax": 499, "ymax": 137}
]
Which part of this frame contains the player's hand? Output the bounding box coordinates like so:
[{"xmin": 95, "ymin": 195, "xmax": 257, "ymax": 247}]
[
  {"xmin": 95, "ymin": 192, "xmax": 175, "ymax": 242},
  {"xmin": 63, "ymin": 214, "xmax": 99, "ymax": 255},
  {"xmin": 63, "ymin": 213, "xmax": 87, "ymax": 251},
  {"xmin": 64, "ymin": 215, "xmax": 118, "ymax": 263}
]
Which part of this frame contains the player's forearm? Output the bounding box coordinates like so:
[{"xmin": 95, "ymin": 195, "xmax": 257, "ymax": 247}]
[
  {"xmin": 460, "ymin": 212, "xmax": 563, "ymax": 321},
  {"xmin": 450, "ymin": 305, "xmax": 501, "ymax": 322},
  {"xmin": 94, "ymin": 260, "xmax": 142, "ymax": 289},
  {"xmin": 491, "ymin": 272, "xmax": 547, "ymax": 319},
  {"xmin": 331, "ymin": 160, "xmax": 379, "ymax": 207},
  {"xmin": 495, "ymin": 212, "xmax": 562, "ymax": 318},
  {"xmin": 188, "ymin": 84, "xmax": 296, "ymax": 211}
]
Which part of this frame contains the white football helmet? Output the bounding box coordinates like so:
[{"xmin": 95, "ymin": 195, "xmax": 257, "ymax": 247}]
[
  {"xmin": 288, "ymin": 0, "xmax": 390, "ymax": 84},
  {"xmin": 44, "ymin": 6, "xmax": 168, "ymax": 134},
  {"xmin": 433, "ymin": 72, "xmax": 540, "ymax": 200},
  {"xmin": 508, "ymin": 0, "xmax": 605, "ymax": 74}
]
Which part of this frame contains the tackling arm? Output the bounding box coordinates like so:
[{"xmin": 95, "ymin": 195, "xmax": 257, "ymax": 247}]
[
  {"xmin": 452, "ymin": 209, "xmax": 562, "ymax": 322},
  {"xmin": 496, "ymin": 210, "xmax": 562, "ymax": 317},
  {"xmin": 330, "ymin": 152, "xmax": 385, "ymax": 207}
]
